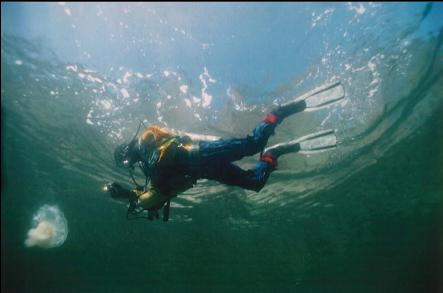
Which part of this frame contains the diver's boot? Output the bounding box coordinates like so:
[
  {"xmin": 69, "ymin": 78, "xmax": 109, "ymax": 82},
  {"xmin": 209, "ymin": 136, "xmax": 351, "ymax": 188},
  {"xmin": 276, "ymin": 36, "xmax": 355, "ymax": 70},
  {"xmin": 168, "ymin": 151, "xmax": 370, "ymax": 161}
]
[
  {"xmin": 260, "ymin": 129, "xmax": 337, "ymax": 168},
  {"xmin": 271, "ymin": 81, "xmax": 345, "ymax": 123},
  {"xmin": 263, "ymin": 140, "xmax": 302, "ymax": 158},
  {"xmin": 260, "ymin": 140, "xmax": 301, "ymax": 169}
]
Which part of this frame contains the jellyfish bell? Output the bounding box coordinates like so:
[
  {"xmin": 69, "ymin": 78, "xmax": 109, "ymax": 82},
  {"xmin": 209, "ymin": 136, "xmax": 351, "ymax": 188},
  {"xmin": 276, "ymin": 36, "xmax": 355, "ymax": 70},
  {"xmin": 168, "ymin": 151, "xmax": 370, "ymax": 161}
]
[
  {"xmin": 25, "ymin": 221, "xmax": 56, "ymax": 248},
  {"xmin": 25, "ymin": 205, "xmax": 68, "ymax": 249}
]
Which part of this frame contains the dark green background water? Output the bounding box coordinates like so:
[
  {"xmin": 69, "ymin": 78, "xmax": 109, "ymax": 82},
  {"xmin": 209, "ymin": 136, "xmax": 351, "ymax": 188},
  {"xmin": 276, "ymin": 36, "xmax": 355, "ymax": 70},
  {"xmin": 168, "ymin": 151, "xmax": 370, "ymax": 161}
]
[{"xmin": 2, "ymin": 3, "xmax": 443, "ymax": 293}]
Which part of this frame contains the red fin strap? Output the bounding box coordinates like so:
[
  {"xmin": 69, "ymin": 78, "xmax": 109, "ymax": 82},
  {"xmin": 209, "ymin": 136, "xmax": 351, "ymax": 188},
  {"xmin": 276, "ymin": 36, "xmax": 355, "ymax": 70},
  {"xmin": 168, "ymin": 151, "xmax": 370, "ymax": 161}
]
[
  {"xmin": 260, "ymin": 153, "xmax": 278, "ymax": 168},
  {"xmin": 262, "ymin": 113, "xmax": 278, "ymax": 124}
]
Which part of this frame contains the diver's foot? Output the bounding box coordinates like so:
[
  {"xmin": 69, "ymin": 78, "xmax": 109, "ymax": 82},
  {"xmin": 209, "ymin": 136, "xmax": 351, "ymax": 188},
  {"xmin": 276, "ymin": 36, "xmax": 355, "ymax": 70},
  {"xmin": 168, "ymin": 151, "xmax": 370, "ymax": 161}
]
[
  {"xmin": 269, "ymin": 81, "xmax": 345, "ymax": 124},
  {"xmin": 260, "ymin": 141, "xmax": 301, "ymax": 169},
  {"xmin": 260, "ymin": 129, "xmax": 337, "ymax": 169},
  {"xmin": 264, "ymin": 141, "xmax": 301, "ymax": 158},
  {"xmin": 262, "ymin": 101, "xmax": 307, "ymax": 126},
  {"xmin": 272, "ymin": 100, "xmax": 307, "ymax": 122}
]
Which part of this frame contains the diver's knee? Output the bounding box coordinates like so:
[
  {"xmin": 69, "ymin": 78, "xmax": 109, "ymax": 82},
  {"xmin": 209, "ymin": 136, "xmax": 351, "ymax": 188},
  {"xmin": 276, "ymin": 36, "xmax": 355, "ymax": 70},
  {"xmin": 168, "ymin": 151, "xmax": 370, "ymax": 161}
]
[{"xmin": 245, "ymin": 136, "xmax": 266, "ymax": 155}]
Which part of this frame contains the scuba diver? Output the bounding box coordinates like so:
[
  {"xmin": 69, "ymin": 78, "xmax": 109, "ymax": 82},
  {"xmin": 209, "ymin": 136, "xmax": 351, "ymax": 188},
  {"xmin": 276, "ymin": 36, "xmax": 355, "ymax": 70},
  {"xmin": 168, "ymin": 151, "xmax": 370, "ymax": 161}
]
[{"xmin": 106, "ymin": 81, "xmax": 344, "ymax": 221}]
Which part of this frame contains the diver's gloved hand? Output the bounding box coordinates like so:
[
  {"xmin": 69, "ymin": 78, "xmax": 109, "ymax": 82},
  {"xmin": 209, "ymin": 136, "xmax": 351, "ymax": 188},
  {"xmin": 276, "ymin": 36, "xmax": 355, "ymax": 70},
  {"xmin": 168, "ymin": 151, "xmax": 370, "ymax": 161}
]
[{"xmin": 106, "ymin": 182, "xmax": 137, "ymax": 200}]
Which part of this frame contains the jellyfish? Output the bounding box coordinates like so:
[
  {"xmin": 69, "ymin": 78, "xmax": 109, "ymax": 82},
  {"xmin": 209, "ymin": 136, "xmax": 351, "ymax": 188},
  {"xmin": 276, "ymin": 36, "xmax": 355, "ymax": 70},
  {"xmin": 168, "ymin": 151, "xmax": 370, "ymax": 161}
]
[{"xmin": 24, "ymin": 205, "xmax": 68, "ymax": 249}]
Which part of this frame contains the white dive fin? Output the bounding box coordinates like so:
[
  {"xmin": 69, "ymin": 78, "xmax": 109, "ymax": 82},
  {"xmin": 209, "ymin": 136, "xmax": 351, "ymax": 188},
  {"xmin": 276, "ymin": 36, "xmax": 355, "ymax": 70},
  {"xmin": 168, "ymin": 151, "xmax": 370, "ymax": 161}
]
[
  {"xmin": 282, "ymin": 81, "xmax": 345, "ymax": 111},
  {"xmin": 263, "ymin": 129, "xmax": 337, "ymax": 156},
  {"xmin": 295, "ymin": 129, "xmax": 337, "ymax": 154}
]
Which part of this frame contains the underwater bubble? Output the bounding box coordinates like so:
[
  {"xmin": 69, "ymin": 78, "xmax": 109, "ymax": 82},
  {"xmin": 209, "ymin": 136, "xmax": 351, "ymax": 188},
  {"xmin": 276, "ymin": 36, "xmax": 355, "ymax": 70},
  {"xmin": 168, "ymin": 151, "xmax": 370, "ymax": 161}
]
[{"xmin": 24, "ymin": 205, "xmax": 68, "ymax": 249}]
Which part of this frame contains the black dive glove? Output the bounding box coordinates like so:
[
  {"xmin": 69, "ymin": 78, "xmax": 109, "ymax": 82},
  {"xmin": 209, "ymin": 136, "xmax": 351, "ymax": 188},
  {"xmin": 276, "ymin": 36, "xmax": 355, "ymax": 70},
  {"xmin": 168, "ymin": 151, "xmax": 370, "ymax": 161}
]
[{"xmin": 106, "ymin": 182, "xmax": 137, "ymax": 200}]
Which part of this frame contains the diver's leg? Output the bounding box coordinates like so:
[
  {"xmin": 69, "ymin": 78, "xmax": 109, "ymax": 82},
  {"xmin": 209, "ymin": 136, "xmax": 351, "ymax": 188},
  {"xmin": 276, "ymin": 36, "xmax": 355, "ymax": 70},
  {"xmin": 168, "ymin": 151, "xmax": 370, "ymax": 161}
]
[
  {"xmin": 196, "ymin": 93, "xmax": 317, "ymax": 165},
  {"xmin": 197, "ymin": 105, "xmax": 303, "ymax": 164},
  {"xmin": 198, "ymin": 117, "xmax": 278, "ymax": 163},
  {"xmin": 202, "ymin": 161, "xmax": 275, "ymax": 192},
  {"xmin": 195, "ymin": 83, "xmax": 344, "ymax": 164}
]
